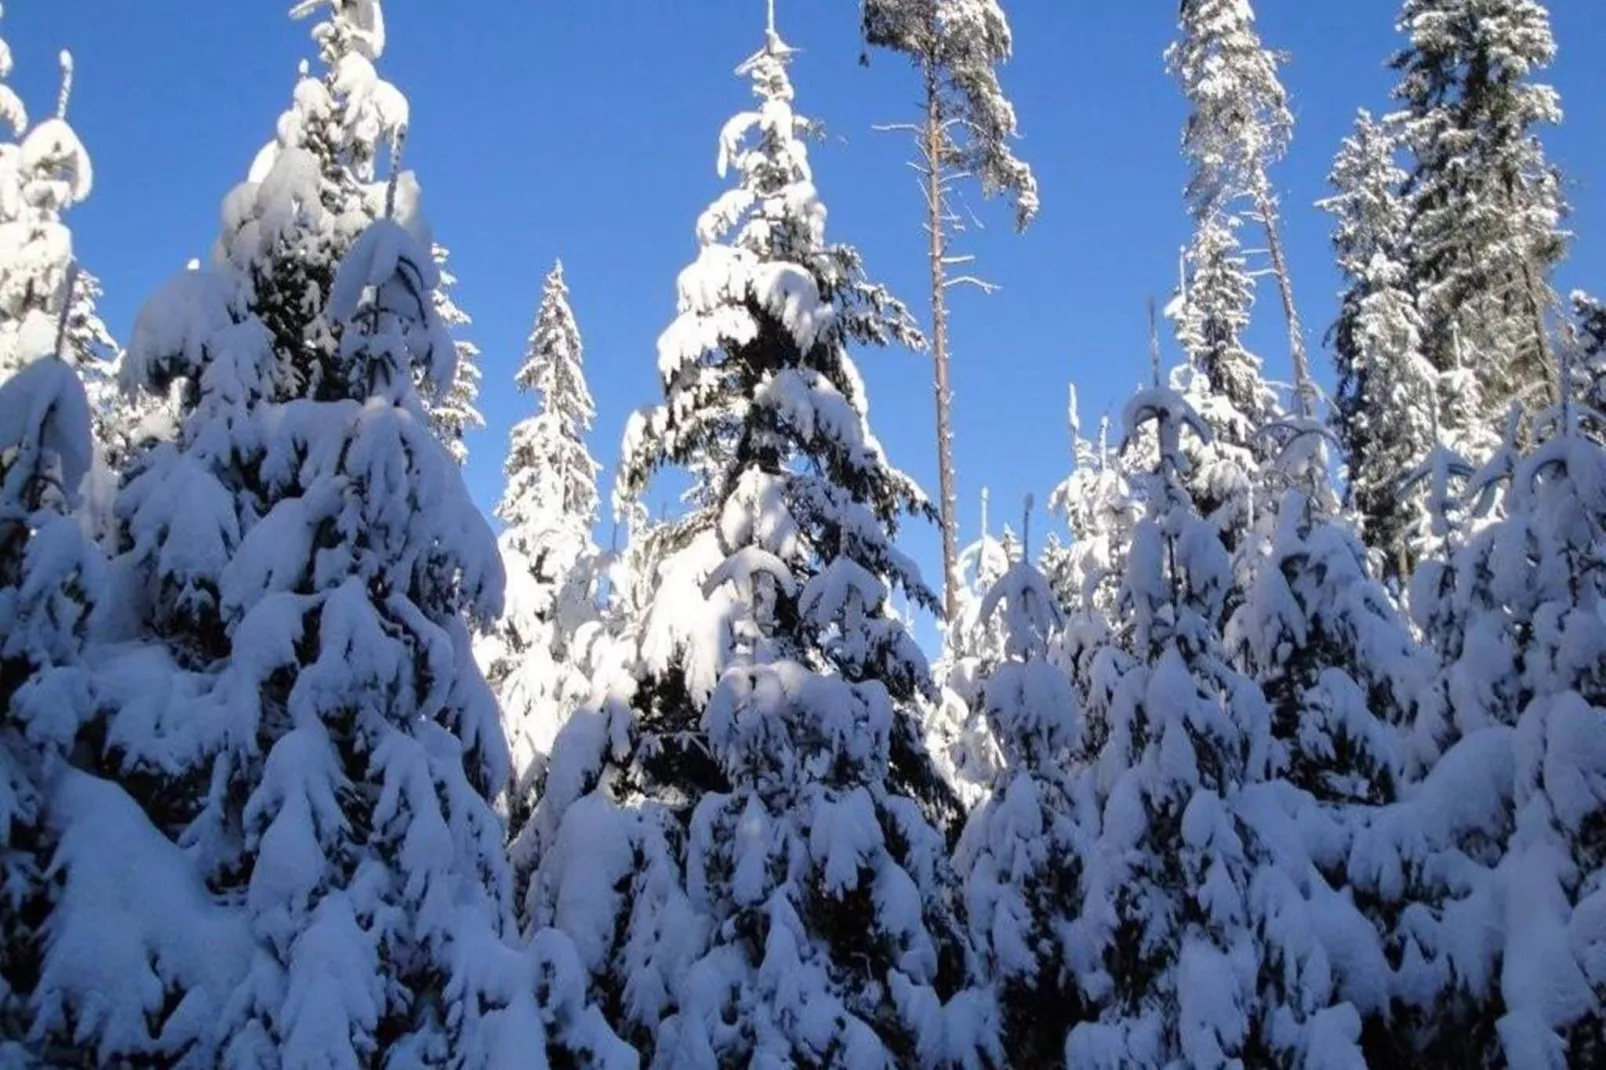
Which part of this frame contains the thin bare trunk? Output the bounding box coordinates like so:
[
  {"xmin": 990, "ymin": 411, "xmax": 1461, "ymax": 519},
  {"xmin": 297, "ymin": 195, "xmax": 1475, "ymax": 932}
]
[
  {"xmin": 1252, "ymin": 175, "xmax": 1315, "ymax": 420},
  {"xmin": 1148, "ymin": 295, "xmax": 1162, "ymax": 388},
  {"xmin": 925, "ymin": 58, "xmax": 960, "ymax": 625},
  {"xmin": 1521, "ymin": 257, "xmax": 1557, "ymax": 409}
]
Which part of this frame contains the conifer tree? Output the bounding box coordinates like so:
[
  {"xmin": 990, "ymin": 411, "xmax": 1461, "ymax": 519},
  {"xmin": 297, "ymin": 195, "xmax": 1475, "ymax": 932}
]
[
  {"xmin": 861, "ymin": 0, "xmax": 1038, "ymax": 623},
  {"xmin": 212, "ymin": 0, "xmax": 410, "ymax": 398},
  {"xmin": 1569, "ymin": 290, "xmax": 1605, "ymax": 426},
  {"xmin": 1168, "ymin": 0, "xmax": 1315, "ymax": 417},
  {"xmin": 1351, "ymin": 353, "xmax": 1606, "ymax": 1067},
  {"xmin": 1170, "ymin": 214, "xmax": 1280, "ymax": 542},
  {"xmin": 1322, "ymin": 109, "xmax": 1440, "ymax": 580},
  {"xmin": 0, "ymin": 28, "xmax": 103, "ymax": 1041},
  {"xmin": 482, "ymin": 259, "xmax": 603, "ymax": 859},
  {"xmin": 425, "ymin": 243, "xmax": 484, "ymax": 465},
  {"xmin": 926, "ymin": 490, "xmax": 1010, "ymax": 810},
  {"xmin": 116, "ymin": 205, "xmax": 628, "ymax": 1067},
  {"xmin": 529, "ymin": 19, "xmax": 989, "ymax": 1063},
  {"xmin": 1387, "ymin": 0, "xmax": 1569, "ymax": 437},
  {"xmin": 1067, "ymin": 389, "xmax": 1376, "ymax": 1068},
  {"xmin": 1044, "ymin": 386, "xmax": 1135, "ymax": 622},
  {"xmin": 0, "ymin": 32, "xmax": 243, "ymax": 1064},
  {"xmin": 96, "ymin": 4, "xmax": 631, "ymax": 1063},
  {"xmin": 1225, "ymin": 423, "xmax": 1428, "ymax": 811},
  {"xmin": 954, "ymin": 533, "xmax": 1092, "ymax": 1065},
  {"xmin": 0, "ymin": 286, "xmax": 102, "ymax": 1057}
]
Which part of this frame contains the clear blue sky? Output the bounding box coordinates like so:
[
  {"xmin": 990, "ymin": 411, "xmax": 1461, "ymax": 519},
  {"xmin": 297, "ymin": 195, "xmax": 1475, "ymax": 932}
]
[{"xmin": 11, "ymin": 1, "xmax": 1605, "ymax": 636}]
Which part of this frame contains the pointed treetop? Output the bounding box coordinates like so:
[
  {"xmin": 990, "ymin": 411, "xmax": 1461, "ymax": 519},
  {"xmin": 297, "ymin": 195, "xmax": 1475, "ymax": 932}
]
[
  {"xmin": 56, "ymin": 50, "xmax": 73, "ymax": 119},
  {"xmin": 384, "ymin": 123, "xmax": 408, "ymax": 219}
]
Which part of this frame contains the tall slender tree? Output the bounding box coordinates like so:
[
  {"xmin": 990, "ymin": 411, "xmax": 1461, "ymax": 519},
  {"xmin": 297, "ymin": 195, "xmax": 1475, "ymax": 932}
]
[
  {"xmin": 1170, "ymin": 213, "xmax": 1280, "ymax": 543},
  {"xmin": 1322, "ymin": 109, "xmax": 1441, "ymax": 579},
  {"xmin": 1569, "ymin": 290, "xmax": 1605, "ymax": 428},
  {"xmin": 861, "ymin": 0, "xmax": 1038, "ymax": 623},
  {"xmin": 1388, "ymin": 0, "xmax": 1569, "ymax": 438},
  {"xmin": 482, "ymin": 259, "xmax": 603, "ymax": 867},
  {"xmin": 1168, "ymin": 0, "xmax": 1315, "ymax": 417},
  {"xmin": 528, "ymin": 17, "xmax": 988, "ymax": 1062},
  {"xmin": 425, "ymin": 243, "xmax": 485, "ymax": 466}
]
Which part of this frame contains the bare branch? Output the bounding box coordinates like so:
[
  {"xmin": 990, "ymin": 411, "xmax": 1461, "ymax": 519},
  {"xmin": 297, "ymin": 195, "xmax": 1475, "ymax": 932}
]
[{"xmin": 946, "ymin": 275, "xmax": 1000, "ymax": 294}]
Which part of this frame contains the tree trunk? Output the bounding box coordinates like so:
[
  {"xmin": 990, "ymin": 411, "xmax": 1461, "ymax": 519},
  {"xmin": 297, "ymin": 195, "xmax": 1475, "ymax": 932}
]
[
  {"xmin": 1252, "ymin": 174, "xmax": 1316, "ymax": 420},
  {"xmin": 925, "ymin": 59, "xmax": 960, "ymax": 626}
]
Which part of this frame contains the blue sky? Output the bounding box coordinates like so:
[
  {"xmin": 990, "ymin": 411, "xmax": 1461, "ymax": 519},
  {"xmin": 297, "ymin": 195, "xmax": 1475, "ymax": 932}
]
[{"xmin": 10, "ymin": 1, "xmax": 1605, "ymax": 636}]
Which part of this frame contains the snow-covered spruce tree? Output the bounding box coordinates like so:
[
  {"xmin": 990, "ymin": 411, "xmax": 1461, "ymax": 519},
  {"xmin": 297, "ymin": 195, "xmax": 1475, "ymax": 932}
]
[
  {"xmin": 0, "ymin": 40, "xmax": 133, "ymax": 499},
  {"xmin": 118, "ymin": 212, "xmax": 629, "ymax": 1066},
  {"xmin": 1388, "ymin": 0, "xmax": 1569, "ymax": 436},
  {"xmin": 530, "ymin": 22, "xmax": 990, "ymax": 1064},
  {"xmin": 1349, "ymin": 361, "xmax": 1606, "ymax": 1068},
  {"xmin": 861, "ymin": 0, "xmax": 1038, "ymax": 623},
  {"xmin": 0, "ymin": 47, "xmax": 247, "ymax": 1063},
  {"xmin": 0, "ymin": 43, "xmax": 115, "ymax": 418},
  {"xmin": 1321, "ymin": 109, "xmax": 1441, "ymax": 581},
  {"xmin": 1170, "ymin": 213, "xmax": 1281, "ymax": 545},
  {"xmin": 483, "ymin": 258, "xmax": 603, "ymax": 861},
  {"xmin": 1167, "ymin": 0, "xmax": 1315, "ymax": 417},
  {"xmin": 213, "ymin": 0, "xmax": 408, "ymax": 401},
  {"xmin": 1225, "ymin": 422, "xmax": 1427, "ymax": 811},
  {"xmin": 925, "ymin": 490, "xmax": 1010, "ymax": 811},
  {"xmin": 1044, "ymin": 386, "xmax": 1135, "ymax": 623},
  {"xmin": 0, "ymin": 293, "xmax": 99, "ymax": 1052},
  {"xmin": 954, "ymin": 540, "xmax": 1093, "ymax": 1066},
  {"xmin": 424, "ymin": 243, "xmax": 484, "ymax": 465},
  {"xmin": 948, "ymin": 495, "xmax": 1015, "ymax": 671},
  {"xmin": 1569, "ymin": 290, "xmax": 1605, "ymax": 426},
  {"xmin": 1066, "ymin": 388, "xmax": 1376, "ymax": 1069}
]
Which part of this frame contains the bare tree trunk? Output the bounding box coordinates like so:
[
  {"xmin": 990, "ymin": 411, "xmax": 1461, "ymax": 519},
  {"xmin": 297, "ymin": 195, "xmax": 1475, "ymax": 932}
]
[
  {"xmin": 1521, "ymin": 257, "xmax": 1558, "ymax": 409},
  {"xmin": 924, "ymin": 59, "xmax": 960, "ymax": 626},
  {"xmin": 1252, "ymin": 174, "xmax": 1316, "ymax": 420}
]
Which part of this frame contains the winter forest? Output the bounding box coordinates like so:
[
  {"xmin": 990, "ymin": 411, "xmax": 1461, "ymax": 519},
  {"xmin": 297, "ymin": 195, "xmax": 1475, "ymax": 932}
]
[{"xmin": 1, "ymin": 0, "xmax": 1604, "ymax": 1066}]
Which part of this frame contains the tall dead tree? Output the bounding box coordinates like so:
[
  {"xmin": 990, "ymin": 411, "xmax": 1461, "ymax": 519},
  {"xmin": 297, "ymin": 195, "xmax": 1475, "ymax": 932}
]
[{"xmin": 862, "ymin": 0, "xmax": 1038, "ymax": 624}]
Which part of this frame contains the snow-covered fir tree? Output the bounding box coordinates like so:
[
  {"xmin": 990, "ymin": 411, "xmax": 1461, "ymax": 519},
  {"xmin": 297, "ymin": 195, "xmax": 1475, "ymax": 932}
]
[
  {"xmin": 0, "ymin": 32, "xmax": 257, "ymax": 1063},
  {"xmin": 481, "ymin": 258, "xmax": 603, "ymax": 866},
  {"xmin": 1225, "ymin": 421, "xmax": 1426, "ymax": 810},
  {"xmin": 1387, "ymin": 0, "xmax": 1569, "ymax": 438},
  {"xmin": 861, "ymin": 0, "xmax": 1038, "ymax": 623},
  {"xmin": 1322, "ymin": 109, "xmax": 1441, "ymax": 581},
  {"xmin": 1167, "ymin": 0, "xmax": 1315, "ymax": 416},
  {"xmin": 954, "ymin": 534, "xmax": 1093, "ymax": 1066},
  {"xmin": 948, "ymin": 492, "xmax": 1016, "ymax": 670},
  {"xmin": 114, "ymin": 204, "xmax": 628, "ymax": 1066},
  {"xmin": 0, "ymin": 41, "xmax": 114, "ymax": 409},
  {"xmin": 527, "ymin": 20, "xmax": 993, "ymax": 1064},
  {"xmin": 926, "ymin": 490, "xmax": 1011, "ymax": 811},
  {"xmin": 1067, "ymin": 388, "xmax": 1379, "ymax": 1069},
  {"xmin": 1170, "ymin": 213, "xmax": 1281, "ymax": 544},
  {"xmin": 1569, "ymin": 290, "xmax": 1605, "ymax": 427},
  {"xmin": 424, "ymin": 243, "xmax": 484, "ymax": 465},
  {"xmin": 89, "ymin": 3, "xmax": 631, "ymax": 1062},
  {"xmin": 1350, "ymin": 350, "xmax": 1606, "ymax": 1067},
  {"xmin": 0, "ymin": 288, "xmax": 102, "ymax": 1057},
  {"xmin": 212, "ymin": 0, "xmax": 409, "ymax": 400},
  {"xmin": 1044, "ymin": 387, "xmax": 1135, "ymax": 621}
]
